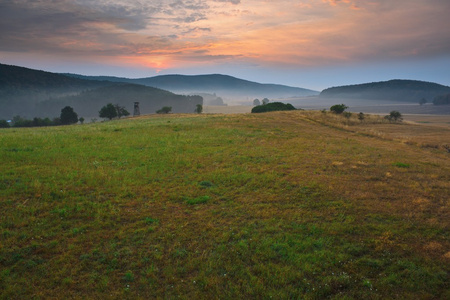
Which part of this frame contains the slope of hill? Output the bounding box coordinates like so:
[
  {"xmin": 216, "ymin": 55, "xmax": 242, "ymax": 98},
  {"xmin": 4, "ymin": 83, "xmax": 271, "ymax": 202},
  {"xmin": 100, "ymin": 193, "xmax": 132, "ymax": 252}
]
[
  {"xmin": 320, "ymin": 79, "xmax": 450, "ymax": 102},
  {"xmin": 0, "ymin": 63, "xmax": 111, "ymax": 103},
  {"xmin": 1, "ymin": 111, "xmax": 449, "ymax": 298},
  {"xmin": 36, "ymin": 83, "xmax": 203, "ymax": 118},
  {"xmin": 64, "ymin": 73, "xmax": 319, "ymax": 99},
  {"xmin": 0, "ymin": 63, "xmax": 109, "ymax": 91},
  {"xmin": 0, "ymin": 63, "xmax": 113, "ymax": 118},
  {"xmin": 0, "ymin": 64, "xmax": 202, "ymax": 119}
]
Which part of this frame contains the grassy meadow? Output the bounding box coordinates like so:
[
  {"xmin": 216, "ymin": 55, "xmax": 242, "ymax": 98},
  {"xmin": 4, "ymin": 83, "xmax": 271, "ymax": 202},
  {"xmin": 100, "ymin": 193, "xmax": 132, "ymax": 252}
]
[{"xmin": 1, "ymin": 111, "xmax": 449, "ymax": 299}]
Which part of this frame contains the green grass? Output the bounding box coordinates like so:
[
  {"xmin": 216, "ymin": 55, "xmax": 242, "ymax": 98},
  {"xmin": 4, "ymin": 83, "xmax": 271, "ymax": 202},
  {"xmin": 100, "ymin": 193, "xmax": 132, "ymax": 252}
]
[{"xmin": 0, "ymin": 112, "xmax": 449, "ymax": 298}]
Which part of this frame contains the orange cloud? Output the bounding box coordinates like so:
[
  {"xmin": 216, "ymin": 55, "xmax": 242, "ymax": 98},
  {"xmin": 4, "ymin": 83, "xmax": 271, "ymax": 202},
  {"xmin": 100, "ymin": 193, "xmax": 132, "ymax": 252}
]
[{"xmin": 2, "ymin": 0, "xmax": 450, "ymax": 73}]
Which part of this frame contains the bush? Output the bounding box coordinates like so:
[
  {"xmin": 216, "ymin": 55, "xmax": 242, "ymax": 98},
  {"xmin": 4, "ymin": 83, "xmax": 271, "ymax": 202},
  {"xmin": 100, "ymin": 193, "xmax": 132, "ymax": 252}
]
[
  {"xmin": 358, "ymin": 112, "xmax": 365, "ymax": 121},
  {"xmin": 157, "ymin": 106, "xmax": 172, "ymax": 114},
  {"xmin": 330, "ymin": 104, "xmax": 348, "ymax": 114},
  {"xmin": 0, "ymin": 120, "xmax": 10, "ymax": 128},
  {"xmin": 195, "ymin": 104, "xmax": 203, "ymax": 114},
  {"xmin": 385, "ymin": 111, "xmax": 403, "ymax": 122},
  {"xmin": 251, "ymin": 102, "xmax": 296, "ymax": 113},
  {"xmin": 343, "ymin": 112, "xmax": 352, "ymax": 119}
]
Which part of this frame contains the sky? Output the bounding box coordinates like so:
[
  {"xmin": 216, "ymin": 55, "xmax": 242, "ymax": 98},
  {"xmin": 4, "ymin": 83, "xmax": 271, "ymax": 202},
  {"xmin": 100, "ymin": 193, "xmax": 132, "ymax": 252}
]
[{"xmin": 1, "ymin": 0, "xmax": 450, "ymax": 91}]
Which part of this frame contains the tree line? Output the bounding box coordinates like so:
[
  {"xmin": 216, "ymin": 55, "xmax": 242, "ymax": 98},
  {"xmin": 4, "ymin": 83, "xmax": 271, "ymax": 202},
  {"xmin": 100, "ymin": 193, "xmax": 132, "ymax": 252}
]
[{"xmin": 1, "ymin": 103, "xmax": 204, "ymax": 128}]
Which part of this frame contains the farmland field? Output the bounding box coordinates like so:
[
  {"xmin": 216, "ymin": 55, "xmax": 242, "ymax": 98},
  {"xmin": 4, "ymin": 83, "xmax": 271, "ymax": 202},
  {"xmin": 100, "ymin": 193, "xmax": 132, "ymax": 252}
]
[{"xmin": 1, "ymin": 111, "xmax": 449, "ymax": 299}]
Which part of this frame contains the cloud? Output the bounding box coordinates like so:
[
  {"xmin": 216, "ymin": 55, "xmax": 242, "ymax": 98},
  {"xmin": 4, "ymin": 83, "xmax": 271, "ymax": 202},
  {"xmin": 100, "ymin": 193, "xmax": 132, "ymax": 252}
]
[
  {"xmin": 214, "ymin": 0, "xmax": 241, "ymax": 4},
  {"xmin": 1, "ymin": 0, "xmax": 450, "ymax": 72}
]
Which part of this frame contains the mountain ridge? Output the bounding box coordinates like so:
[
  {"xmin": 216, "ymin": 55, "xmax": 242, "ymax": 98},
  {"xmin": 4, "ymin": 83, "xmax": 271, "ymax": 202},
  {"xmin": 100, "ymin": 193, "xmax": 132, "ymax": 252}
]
[
  {"xmin": 63, "ymin": 73, "xmax": 319, "ymax": 99},
  {"xmin": 0, "ymin": 63, "xmax": 202, "ymax": 119},
  {"xmin": 320, "ymin": 79, "xmax": 450, "ymax": 102}
]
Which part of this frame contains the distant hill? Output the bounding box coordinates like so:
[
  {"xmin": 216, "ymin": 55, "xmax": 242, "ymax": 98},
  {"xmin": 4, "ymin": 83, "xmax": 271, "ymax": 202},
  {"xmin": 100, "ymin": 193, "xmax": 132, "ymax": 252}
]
[
  {"xmin": 0, "ymin": 63, "xmax": 113, "ymax": 118},
  {"xmin": 36, "ymin": 83, "xmax": 202, "ymax": 118},
  {"xmin": 320, "ymin": 79, "xmax": 450, "ymax": 102},
  {"xmin": 64, "ymin": 73, "xmax": 319, "ymax": 100},
  {"xmin": 0, "ymin": 63, "xmax": 202, "ymax": 119},
  {"xmin": 0, "ymin": 63, "xmax": 110, "ymax": 92}
]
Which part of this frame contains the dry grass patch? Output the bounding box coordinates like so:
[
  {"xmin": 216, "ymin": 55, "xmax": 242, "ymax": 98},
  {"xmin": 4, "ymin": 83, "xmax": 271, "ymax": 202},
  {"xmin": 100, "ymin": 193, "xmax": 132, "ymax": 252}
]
[{"xmin": 301, "ymin": 110, "xmax": 450, "ymax": 152}]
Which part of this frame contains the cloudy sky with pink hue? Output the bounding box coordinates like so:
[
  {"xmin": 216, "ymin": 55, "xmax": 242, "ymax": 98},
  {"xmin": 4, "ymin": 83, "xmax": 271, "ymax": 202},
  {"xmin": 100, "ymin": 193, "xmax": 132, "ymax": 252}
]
[{"xmin": 1, "ymin": 0, "xmax": 449, "ymax": 90}]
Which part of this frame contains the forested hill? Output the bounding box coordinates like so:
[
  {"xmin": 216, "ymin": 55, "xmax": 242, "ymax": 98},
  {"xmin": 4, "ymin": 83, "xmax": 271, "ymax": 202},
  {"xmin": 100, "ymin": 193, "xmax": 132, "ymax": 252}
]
[
  {"xmin": 0, "ymin": 63, "xmax": 110, "ymax": 93},
  {"xmin": 36, "ymin": 83, "xmax": 203, "ymax": 118},
  {"xmin": 64, "ymin": 73, "xmax": 319, "ymax": 98},
  {"xmin": 320, "ymin": 79, "xmax": 450, "ymax": 102},
  {"xmin": 0, "ymin": 63, "xmax": 113, "ymax": 118},
  {"xmin": 0, "ymin": 63, "xmax": 202, "ymax": 119}
]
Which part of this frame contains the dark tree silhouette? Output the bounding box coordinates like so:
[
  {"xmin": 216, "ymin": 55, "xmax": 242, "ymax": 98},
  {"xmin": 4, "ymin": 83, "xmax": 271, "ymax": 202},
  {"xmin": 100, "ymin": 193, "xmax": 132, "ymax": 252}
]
[
  {"xmin": 330, "ymin": 104, "xmax": 348, "ymax": 114},
  {"xmin": 385, "ymin": 111, "xmax": 403, "ymax": 122},
  {"xmin": 156, "ymin": 106, "xmax": 172, "ymax": 114},
  {"xmin": 99, "ymin": 103, "xmax": 118, "ymax": 120},
  {"xmin": 60, "ymin": 106, "xmax": 78, "ymax": 125},
  {"xmin": 0, "ymin": 120, "xmax": 9, "ymax": 128},
  {"xmin": 114, "ymin": 104, "xmax": 130, "ymax": 119},
  {"xmin": 195, "ymin": 104, "xmax": 203, "ymax": 113}
]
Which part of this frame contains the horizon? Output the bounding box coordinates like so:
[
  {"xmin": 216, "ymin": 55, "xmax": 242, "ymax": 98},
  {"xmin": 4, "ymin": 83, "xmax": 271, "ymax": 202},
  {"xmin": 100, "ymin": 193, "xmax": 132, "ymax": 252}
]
[
  {"xmin": 1, "ymin": 1, "xmax": 450, "ymax": 90},
  {"xmin": 5, "ymin": 61, "xmax": 450, "ymax": 93}
]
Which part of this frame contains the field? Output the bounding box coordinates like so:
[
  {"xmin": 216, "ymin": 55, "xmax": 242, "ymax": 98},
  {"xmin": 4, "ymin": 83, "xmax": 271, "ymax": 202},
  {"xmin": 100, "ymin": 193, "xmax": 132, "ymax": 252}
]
[{"xmin": 1, "ymin": 111, "xmax": 449, "ymax": 299}]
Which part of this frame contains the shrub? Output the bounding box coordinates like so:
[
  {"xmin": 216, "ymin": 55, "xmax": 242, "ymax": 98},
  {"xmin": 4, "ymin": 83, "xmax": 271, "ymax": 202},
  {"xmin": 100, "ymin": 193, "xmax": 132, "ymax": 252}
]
[
  {"xmin": 385, "ymin": 111, "xmax": 403, "ymax": 122},
  {"xmin": 251, "ymin": 102, "xmax": 296, "ymax": 113},
  {"xmin": 0, "ymin": 120, "xmax": 10, "ymax": 128},
  {"xmin": 195, "ymin": 104, "xmax": 203, "ymax": 114},
  {"xmin": 343, "ymin": 112, "xmax": 352, "ymax": 119},
  {"xmin": 199, "ymin": 181, "xmax": 214, "ymax": 188},
  {"xmin": 358, "ymin": 112, "xmax": 365, "ymax": 121},
  {"xmin": 157, "ymin": 106, "xmax": 172, "ymax": 114},
  {"xmin": 330, "ymin": 104, "xmax": 348, "ymax": 114}
]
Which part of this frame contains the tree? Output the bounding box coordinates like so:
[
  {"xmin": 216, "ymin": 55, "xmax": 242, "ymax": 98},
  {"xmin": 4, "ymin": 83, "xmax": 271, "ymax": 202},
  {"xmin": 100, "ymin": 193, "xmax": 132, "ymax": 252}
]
[
  {"xmin": 358, "ymin": 112, "xmax": 365, "ymax": 122},
  {"xmin": 99, "ymin": 103, "xmax": 118, "ymax": 120},
  {"xmin": 330, "ymin": 104, "xmax": 348, "ymax": 114},
  {"xmin": 60, "ymin": 106, "xmax": 78, "ymax": 125},
  {"xmin": 114, "ymin": 104, "xmax": 130, "ymax": 119},
  {"xmin": 253, "ymin": 99, "xmax": 261, "ymax": 106},
  {"xmin": 419, "ymin": 98, "xmax": 427, "ymax": 106},
  {"xmin": 433, "ymin": 94, "xmax": 450, "ymax": 105},
  {"xmin": 79, "ymin": 117, "xmax": 85, "ymax": 124},
  {"xmin": 0, "ymin": 120, "xmax": 9, "ymax": 128},
  {"xmin": 195, "ymin": 104, "xmax": 203, "ymax": 114},
  {"xmin": 156, "ymin": 106, "xmax": 172, "ymax": 114},
  {"xmin": 262, "ymin": 98, "xmax": 270, "ymax": 105},
  {"xmin": 385, "ymin": 111, "xmax": 403, "ymax": 122}
]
